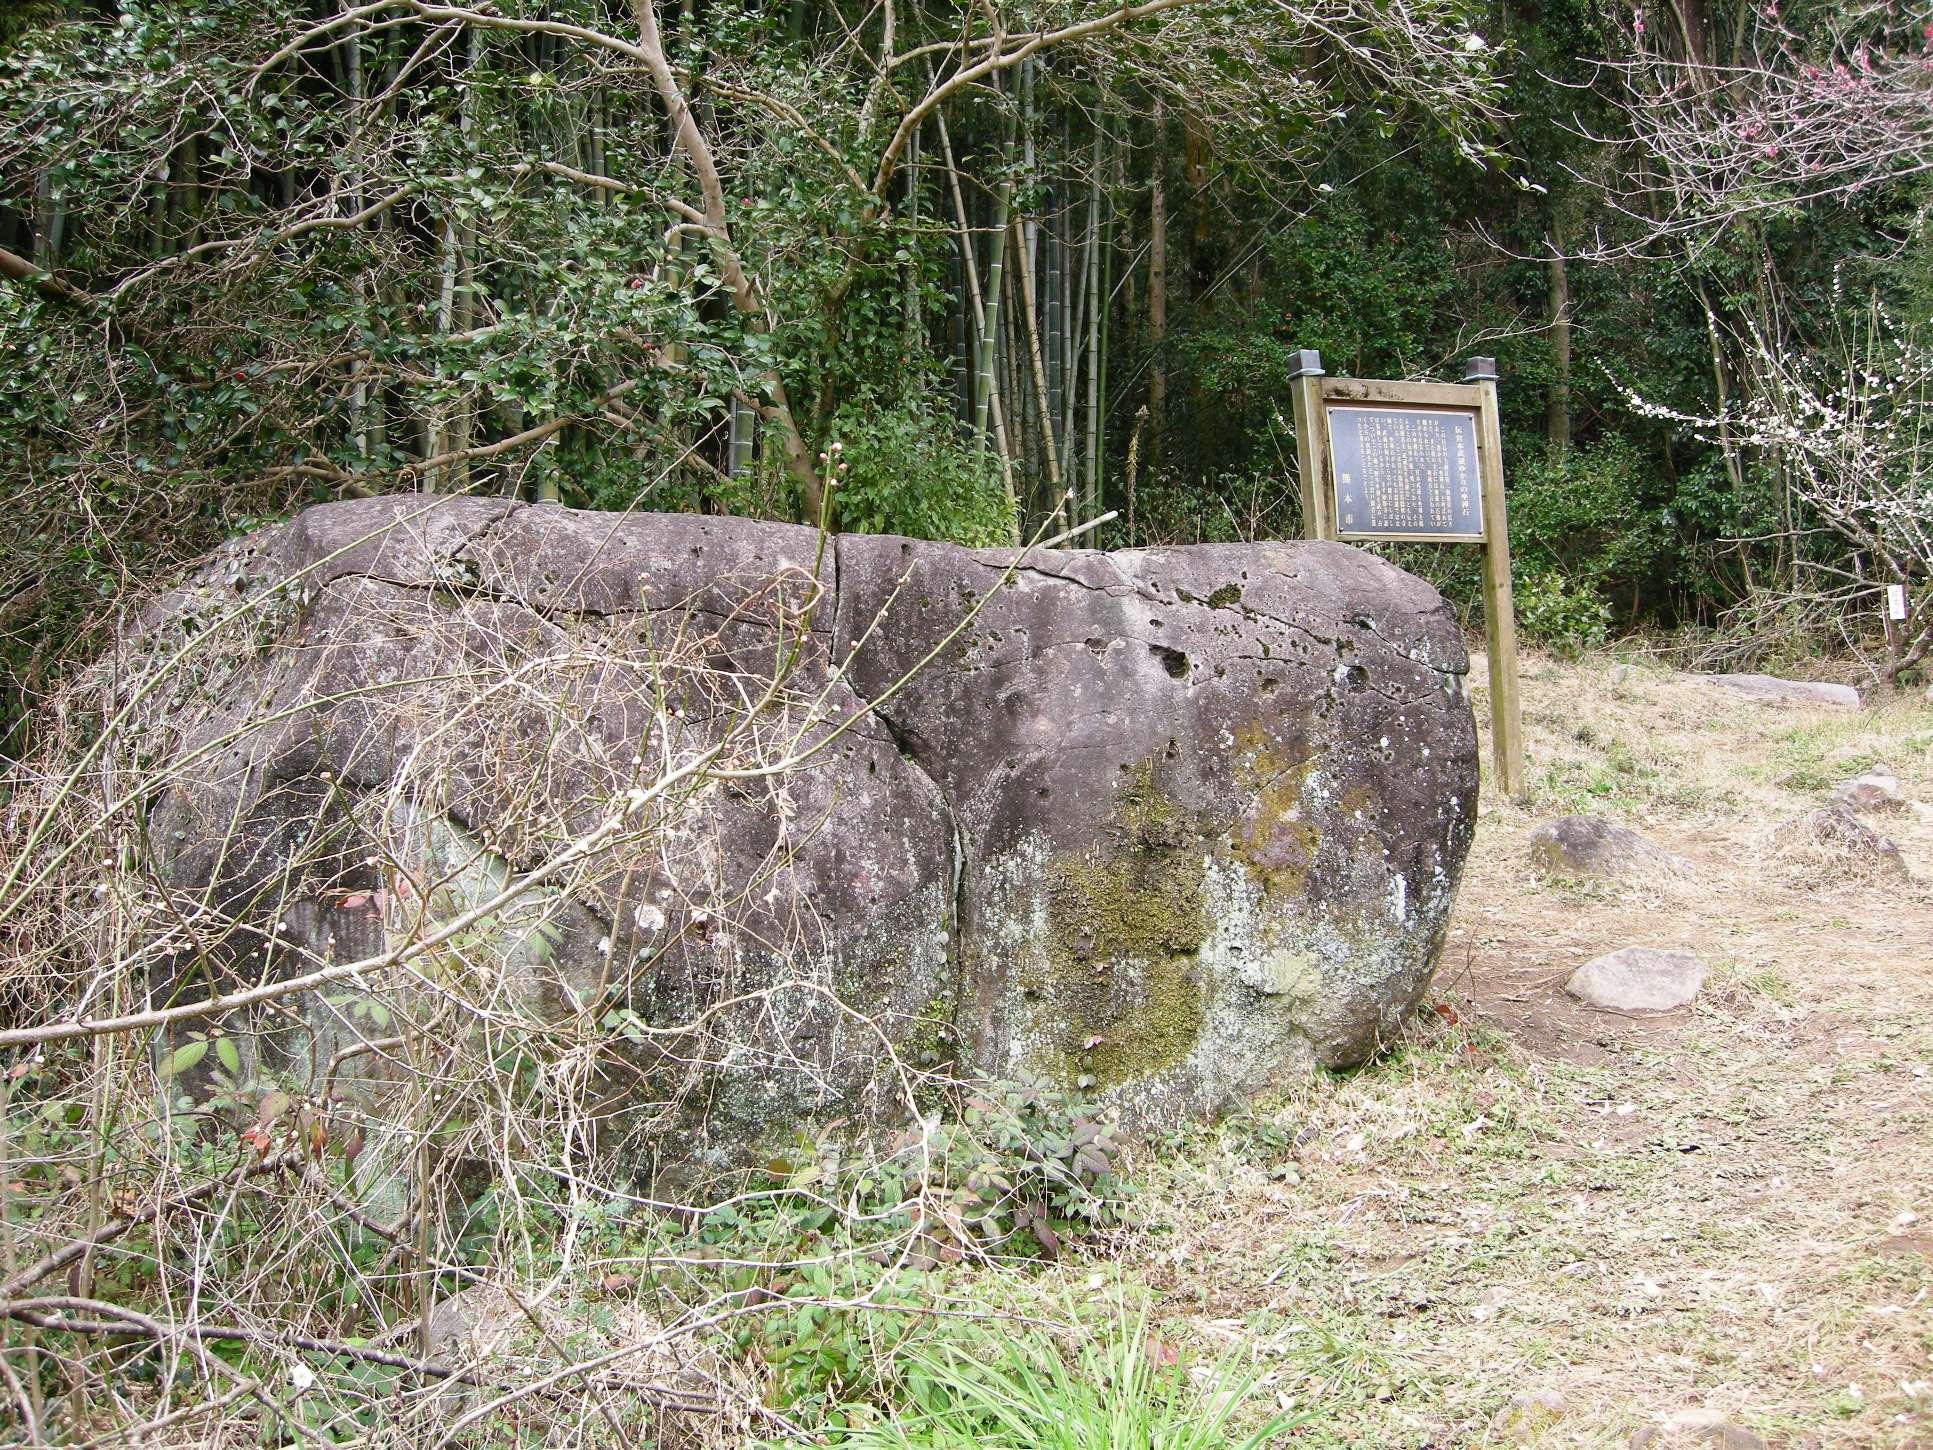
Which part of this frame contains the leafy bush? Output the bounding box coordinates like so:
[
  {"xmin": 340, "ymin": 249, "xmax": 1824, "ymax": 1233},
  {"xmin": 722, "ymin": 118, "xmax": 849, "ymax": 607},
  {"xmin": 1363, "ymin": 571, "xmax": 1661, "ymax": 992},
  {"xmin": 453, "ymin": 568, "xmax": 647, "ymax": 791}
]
[
  {"xmin": 1505, "ymin": 437, "xmax": 1674, "ymax": 613},
  {"xmin": 1515, "ymin": 570, "xmax": 1613, "ymax": 653},
  {"xmin": 928, "ymin": 1075, "xmax": 1129, "ymax": 1258},
  {"xmin": 828, "ymin": 399, "xmax": 1017, "ymax": 546}
]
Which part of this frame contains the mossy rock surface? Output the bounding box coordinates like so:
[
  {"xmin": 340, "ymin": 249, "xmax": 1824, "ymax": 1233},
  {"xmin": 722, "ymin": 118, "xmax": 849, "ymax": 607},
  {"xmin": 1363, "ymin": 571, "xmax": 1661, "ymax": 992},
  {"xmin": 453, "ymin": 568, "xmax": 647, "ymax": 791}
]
[
  {"xmin": 126, "ymin": 498, "xmax": 1478, "ymax": 1171},
  {"xmin": 837, "ymin": 530, "xmax": 1479, "ymax": 1125}
]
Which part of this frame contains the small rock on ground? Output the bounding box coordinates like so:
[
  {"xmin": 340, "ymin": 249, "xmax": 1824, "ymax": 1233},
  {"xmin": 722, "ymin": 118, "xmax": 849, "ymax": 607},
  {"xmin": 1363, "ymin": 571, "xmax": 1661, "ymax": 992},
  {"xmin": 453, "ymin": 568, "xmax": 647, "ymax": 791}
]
[
  {"xmin": 1769, "ymin": 804, "xmax": 1909, "ymax": 881},
  {"xmin": 1528, "ymin": 816, "xmax": 1685, "ymax": 882},
  {"xmin": 1566, "ymin": 946, "xmax": 1704, "ymax": 1013},
  {"xmin": 1693, "ymin": 673, "xmax": 1861, "ymax": 710},
  {"xmin": 1493, "ymin": 1389, "xmax": 1567, "ymax": 1440},
  {"xmin": 1832, "ymin": 765, "xmax": 1905, "ymax": 814},
  {"xmin": 1630, "ymin": 1408, "xmax": 1766, "ymax": 1449}
]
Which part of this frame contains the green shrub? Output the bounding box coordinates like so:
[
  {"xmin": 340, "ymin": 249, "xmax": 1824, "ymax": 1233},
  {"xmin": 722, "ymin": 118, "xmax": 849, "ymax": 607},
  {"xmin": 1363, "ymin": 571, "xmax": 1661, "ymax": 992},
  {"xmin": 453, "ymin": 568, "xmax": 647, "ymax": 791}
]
[
  {"xmin": 655, "ymin": 1075, "xmax": 1133, "ymax": 1422},
  {"xmin": 1515, "ymin": 570, "xmax": 1612, "ymax": 653},
  {"xmin": 1505, "ymin": 438, "xmax": 1675, "ymax": 620},
  {"xmin": 827, "ymin": 399, "xmax": 1016, "ymax": 546}
]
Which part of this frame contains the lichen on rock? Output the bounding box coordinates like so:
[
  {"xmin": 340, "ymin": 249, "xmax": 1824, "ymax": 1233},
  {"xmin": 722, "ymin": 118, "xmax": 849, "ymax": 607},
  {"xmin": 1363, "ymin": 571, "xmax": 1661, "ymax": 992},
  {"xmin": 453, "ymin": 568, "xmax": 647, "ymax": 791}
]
[{"xmin": 124, "ymin": 498, "xmax": 1480, "ymax": 1172}]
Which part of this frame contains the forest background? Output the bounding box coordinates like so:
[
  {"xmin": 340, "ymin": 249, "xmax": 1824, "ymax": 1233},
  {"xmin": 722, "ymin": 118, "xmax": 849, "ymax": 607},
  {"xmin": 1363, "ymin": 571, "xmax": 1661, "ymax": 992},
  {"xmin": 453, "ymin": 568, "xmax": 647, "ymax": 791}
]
[{"xmin": 2, "ymin": 0, "xmax": 1930, "ymax": 756}]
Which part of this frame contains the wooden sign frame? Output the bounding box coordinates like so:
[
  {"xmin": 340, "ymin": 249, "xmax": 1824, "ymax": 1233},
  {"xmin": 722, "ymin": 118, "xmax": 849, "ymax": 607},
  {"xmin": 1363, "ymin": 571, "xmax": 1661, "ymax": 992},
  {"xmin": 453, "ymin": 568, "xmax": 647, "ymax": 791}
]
[{"xmin": 1288, "ymin": 351, "xmax": 1525, "ymax": 800}]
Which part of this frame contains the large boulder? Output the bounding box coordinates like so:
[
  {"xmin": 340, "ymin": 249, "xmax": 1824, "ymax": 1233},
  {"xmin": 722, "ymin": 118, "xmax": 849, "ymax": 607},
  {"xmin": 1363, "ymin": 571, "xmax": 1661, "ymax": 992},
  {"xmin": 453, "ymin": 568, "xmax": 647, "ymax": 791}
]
[
  {"xmin": 123, "ymin": 497, "xmax": 1478, "ymax": 1173},
  {"xmin": 1693, "ymin": 673, "xmax": 1861, "ymax": 710}
]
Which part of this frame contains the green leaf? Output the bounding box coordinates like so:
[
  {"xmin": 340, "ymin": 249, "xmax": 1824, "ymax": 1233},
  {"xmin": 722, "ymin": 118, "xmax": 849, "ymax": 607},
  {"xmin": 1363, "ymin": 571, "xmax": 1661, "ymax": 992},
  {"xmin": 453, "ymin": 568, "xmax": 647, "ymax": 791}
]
[
  {"xmin": 215, "ymin": 1036, "xmax": 241, "ymax": 1075},
  {"xmin": 163, "ymin": 1039, "xmax": 209, "ymax": 1076}
]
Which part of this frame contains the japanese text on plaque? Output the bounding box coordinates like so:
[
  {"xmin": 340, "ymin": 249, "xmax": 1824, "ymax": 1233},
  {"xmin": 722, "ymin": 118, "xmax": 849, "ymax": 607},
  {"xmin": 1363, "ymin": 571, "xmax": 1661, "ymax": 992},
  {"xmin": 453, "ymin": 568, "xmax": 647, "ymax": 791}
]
[{"xmin": 1325, "ymin": 405, "xmax": 1483, "ymax": 539}]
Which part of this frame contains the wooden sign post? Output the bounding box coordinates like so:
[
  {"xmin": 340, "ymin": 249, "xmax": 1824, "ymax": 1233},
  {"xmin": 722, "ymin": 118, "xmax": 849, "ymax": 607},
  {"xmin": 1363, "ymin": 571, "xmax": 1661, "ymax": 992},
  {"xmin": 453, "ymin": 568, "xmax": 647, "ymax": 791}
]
[{"xmin": 1288, "ymin": 350, "xmax": 1525, "ymax": 799}]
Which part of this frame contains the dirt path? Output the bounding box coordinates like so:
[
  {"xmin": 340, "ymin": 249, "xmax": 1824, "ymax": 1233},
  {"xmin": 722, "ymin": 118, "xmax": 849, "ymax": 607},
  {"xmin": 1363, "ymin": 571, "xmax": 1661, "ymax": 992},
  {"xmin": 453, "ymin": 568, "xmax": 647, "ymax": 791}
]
[{"xmin": 1132, "ymin": 656, "xmax": 1932, "ymax": 1448}]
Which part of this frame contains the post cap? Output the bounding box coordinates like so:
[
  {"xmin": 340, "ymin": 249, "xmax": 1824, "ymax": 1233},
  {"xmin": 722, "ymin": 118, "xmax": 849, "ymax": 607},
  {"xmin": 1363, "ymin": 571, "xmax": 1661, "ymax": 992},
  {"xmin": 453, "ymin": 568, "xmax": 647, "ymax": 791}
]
[
  {"xmin": 1287, "ymin": 348, "xmax": 1325, "ymax": 379},
  {"xmin": 1462, "ymin": 356, "xmax": 1499, "ymax": 383}
]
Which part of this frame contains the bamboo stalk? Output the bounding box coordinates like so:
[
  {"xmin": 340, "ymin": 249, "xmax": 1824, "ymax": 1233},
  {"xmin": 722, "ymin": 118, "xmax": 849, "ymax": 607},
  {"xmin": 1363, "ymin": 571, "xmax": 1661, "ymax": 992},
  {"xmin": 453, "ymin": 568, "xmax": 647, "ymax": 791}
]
[
  {"xmin": 1095, "ymin": 133, "xmax": 1121, "ymax": 517},
  {"xmin": 1021, "ymin": 58, "xmax": 1038, "ymax": 327},
  {"xmin": 1001, "ymin": 263, "xmax": 1028, "ymax": 498},
  {"xmin": 1011, "ymin": 216, "xmax": 1063, "ymax": 495},
  {"xmin": 903, "ymin": 120, "xmax": 921, "ymax": 353},
  {"xmin": 973, "ymin": 176, "xmax": 1012, "ymax": 463},
  {"xmin": 932, "ymin": 102, "xmax": 1018, "ymax": 532},
  {"xmin": 1081, "ymin": 129, "xmax": 1105, "ymax": 521},
  {"xmin": 1062, "ymin": 194, "xmax": 1083, "ymax": 489},
  {"xmin": 1547, "ymin": 249, "xmax": 1571, "ymax": 460},
  {"xmin": 452, "ymin": 22, "xmax": 482, "ymax": 494},
  {"xmin": 1047, "ymin": 197, "xmax": 1065, "ymax": 484},
  {"xmin": 1054, "ymin": 114, "xmax": 1073, "ymax": 484},
  {"xmin": 1147, "ymin": 98, "xmax": 1168, "ymax": 463},
  {"xmin": 344, "ymin": 16, "xmax": 371, "ymax": 464}
]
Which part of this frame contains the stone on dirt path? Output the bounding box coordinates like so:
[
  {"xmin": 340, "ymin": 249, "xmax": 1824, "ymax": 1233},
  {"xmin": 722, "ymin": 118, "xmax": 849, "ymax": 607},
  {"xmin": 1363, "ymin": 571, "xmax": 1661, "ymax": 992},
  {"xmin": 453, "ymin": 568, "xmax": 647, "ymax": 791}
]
[
  {"xmin": 1832, "ymin": 765, "xmax": 1905, "ymax": 814},
  {"xmin": 1629, "ymin": 1408, "xmax": 1766, "ymax": 1449},
  {"xmin": 1528, "ymin": 816, "xmax": 1685, "ymax": 883},
  {"xmin": 1692, "ymin": 673, "xmax": 1861, "ymax": 710},
  {"xmin": 1769, "ymin": 804, "xmax": 1910, "ymax": 881},
  {"xmin": 1565, "ymin": 946, "xmax": 1705, "ymax": 1013}
]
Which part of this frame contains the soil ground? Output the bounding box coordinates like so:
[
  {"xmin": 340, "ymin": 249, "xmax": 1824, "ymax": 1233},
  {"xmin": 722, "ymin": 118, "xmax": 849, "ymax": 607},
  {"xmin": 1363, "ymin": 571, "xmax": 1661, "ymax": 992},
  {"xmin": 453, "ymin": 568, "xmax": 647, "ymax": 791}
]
[{"xmin": 1112, "ymin": 653, "xmax": 1933, "ymax": 1448}]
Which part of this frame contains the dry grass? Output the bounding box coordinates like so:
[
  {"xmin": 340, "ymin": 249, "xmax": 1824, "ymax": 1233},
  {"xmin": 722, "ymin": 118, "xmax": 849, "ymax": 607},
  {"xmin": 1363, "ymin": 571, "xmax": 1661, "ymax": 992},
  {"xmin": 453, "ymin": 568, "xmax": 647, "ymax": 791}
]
[
  {"xmin": 15, "ymin": 638, "xmax": 1924, "ymax": 1447},
  {"xmin": 382, "ymin": 653, "xmax": 1932, "ymax": 1447},
  {"xmin": 1064, "ymin": 653, "xmax": 1933, "ymax": 1448}
]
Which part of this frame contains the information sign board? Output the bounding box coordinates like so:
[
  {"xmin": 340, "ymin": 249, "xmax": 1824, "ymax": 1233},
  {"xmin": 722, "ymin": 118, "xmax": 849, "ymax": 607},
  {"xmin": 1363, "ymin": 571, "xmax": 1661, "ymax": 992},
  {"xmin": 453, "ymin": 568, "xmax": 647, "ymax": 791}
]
[
  {"xmin": 1288, "ymin": 351, "xmax": 1524, "ymax": 799},
  {"xmin": 1325, "ymin": 405, "xmax": 1484, "ymax": 542}
]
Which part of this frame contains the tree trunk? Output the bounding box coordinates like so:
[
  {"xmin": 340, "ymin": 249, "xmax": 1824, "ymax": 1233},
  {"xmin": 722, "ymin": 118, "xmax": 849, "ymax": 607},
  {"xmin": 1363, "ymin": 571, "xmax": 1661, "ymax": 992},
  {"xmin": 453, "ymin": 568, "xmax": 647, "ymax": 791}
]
[
  {"xmin": 628, "ymin": 0, "xmax": 824, "ymax": 523},
  {"xmin": 1147, "ymin": 99, "xmax": 1168, "ymax": 463},
  {"xmin": 1546, "ymin": 250, "xmax": 1571, "ymax": 460},
  {"xmin": 428, "ymin": 214, "xmax": 457, "ymax": 493},
  {"xmin": 902, "ymin": 121, "xmax": 921, "ymax": 354}
]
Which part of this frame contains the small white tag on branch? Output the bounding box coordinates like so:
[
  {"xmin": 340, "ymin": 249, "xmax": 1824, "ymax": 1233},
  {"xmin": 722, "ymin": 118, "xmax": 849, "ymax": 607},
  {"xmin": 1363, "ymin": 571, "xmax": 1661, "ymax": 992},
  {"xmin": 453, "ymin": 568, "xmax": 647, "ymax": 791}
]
[{"xmin": 1886, "ymin": 584, "xmax": 1907, "ymax": 621}]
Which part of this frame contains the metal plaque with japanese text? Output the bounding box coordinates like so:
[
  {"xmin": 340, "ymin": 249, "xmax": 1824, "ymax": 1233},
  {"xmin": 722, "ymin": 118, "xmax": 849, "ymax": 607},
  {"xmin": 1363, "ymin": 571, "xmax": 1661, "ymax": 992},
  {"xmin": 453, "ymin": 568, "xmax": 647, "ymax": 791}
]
[{"xmin": 1325, "ymin": 405, "xmax": 1484, "ymax": 541}]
